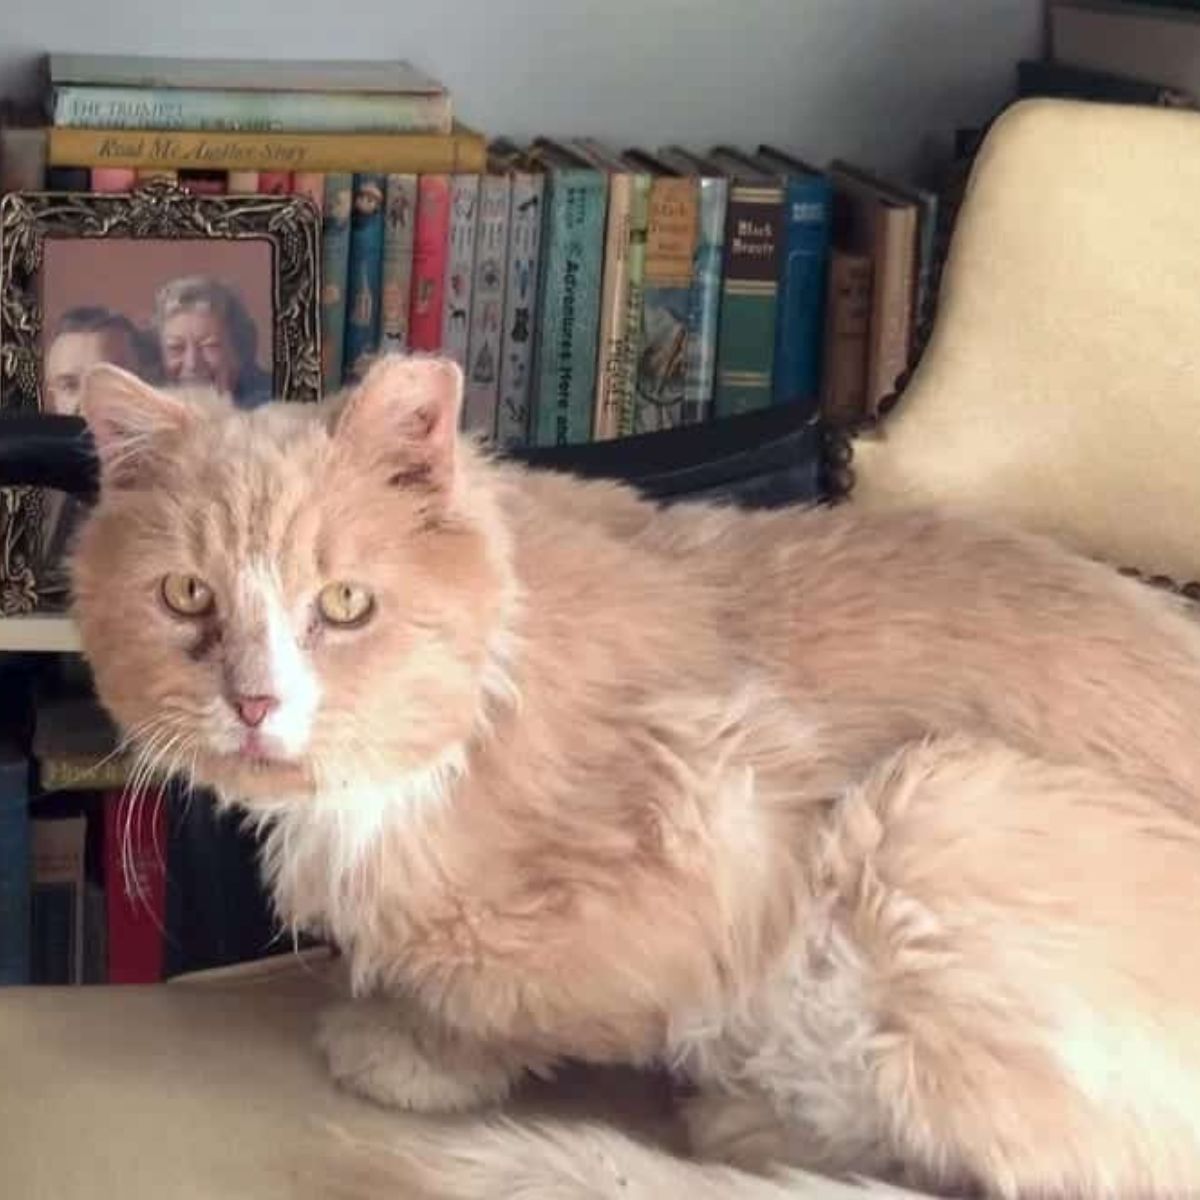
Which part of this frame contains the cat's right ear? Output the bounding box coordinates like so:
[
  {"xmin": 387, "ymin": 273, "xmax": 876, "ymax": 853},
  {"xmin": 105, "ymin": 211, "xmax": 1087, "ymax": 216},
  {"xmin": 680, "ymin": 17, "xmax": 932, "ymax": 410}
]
[{"xmin": 79, "ymin": 364, "xmax": 195, "ymax": 490}]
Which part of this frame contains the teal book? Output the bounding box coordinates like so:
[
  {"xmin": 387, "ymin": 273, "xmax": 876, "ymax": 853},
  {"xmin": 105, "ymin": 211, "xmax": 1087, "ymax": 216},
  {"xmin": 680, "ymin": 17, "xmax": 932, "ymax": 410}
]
[
  {"xmin": 319, "ymin": 172, "xmax": 353, "ymax": 394},
  {"xmin": 755, "ymin": 145, "xmax": 833, "ymax": 414},
  {"xmin": 529, "ymin": 141, "xmax": 609, "ymax": 446},
  {"xmin": 706, "ymin": 148, "xmax": 785, "ymax": 418},
  {"xmin": 342, "ymin": 172, "xmax": 387, "ymax": 382},
  {"xmin": 657, "ymin": 145, "xmax": 728, "ymax": 425}
]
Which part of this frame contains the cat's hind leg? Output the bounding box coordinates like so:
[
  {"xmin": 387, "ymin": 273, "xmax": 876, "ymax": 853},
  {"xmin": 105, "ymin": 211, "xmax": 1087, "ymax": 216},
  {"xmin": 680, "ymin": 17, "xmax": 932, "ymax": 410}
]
[{"xmin": 827, "ymin": 733, "xmax": 1200, "ymax": 1198}]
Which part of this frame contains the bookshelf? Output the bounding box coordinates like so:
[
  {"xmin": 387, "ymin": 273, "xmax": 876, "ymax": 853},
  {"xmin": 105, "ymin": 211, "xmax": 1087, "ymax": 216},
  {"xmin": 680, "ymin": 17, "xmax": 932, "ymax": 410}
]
[{"xmin": 0, "ymin": 614, "xmax": 80, "ymax": 653}]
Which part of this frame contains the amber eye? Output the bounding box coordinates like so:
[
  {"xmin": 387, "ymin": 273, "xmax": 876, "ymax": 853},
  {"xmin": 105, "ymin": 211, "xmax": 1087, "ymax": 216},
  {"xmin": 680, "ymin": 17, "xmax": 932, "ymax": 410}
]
[
  {"xmin": 317, "ymin": 582, "xmax": 374, "ymax": 627},
  {"xmin": 161, "ymin": 573, "xmax": 215, "ymax": 617}
]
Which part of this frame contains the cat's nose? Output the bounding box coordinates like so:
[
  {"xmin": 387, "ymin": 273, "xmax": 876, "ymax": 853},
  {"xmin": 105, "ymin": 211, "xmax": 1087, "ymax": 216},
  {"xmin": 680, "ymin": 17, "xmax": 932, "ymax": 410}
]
[{"xmin": 233, "ymin": 694, "xmax": 278, "ymax": 728}]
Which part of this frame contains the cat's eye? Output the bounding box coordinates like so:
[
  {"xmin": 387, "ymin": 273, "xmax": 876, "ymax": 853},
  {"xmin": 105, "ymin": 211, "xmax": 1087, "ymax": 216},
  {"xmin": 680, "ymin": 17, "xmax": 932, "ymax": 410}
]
[
  {"xmin": 317, "ymin": 582, "xmax": 375, "ymax": 628},
  {"xmin": 161, "ymin": 573, "xmax": 215, "ymax": 617}
]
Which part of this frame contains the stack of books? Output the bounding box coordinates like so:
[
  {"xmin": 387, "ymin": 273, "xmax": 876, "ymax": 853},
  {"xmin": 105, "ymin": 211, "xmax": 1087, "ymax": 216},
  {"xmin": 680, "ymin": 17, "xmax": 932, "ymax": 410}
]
[{"xmin": 0, "ymin": 52, "xmax": 945, "ymax": 444}]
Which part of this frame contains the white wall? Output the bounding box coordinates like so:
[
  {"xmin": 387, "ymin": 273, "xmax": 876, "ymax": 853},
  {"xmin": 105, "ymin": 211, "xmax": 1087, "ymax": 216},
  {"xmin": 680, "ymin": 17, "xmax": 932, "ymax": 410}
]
[{"xmin": 0, "ymin": 0, "xmax": 1042, "ymax": 178}]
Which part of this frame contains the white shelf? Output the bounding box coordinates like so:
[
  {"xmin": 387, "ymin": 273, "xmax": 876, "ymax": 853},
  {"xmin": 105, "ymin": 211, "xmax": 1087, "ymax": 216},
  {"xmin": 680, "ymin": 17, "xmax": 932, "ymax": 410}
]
[{"xmin": 0, "ymin": 614, "xmax": 82, "ymax": 653}]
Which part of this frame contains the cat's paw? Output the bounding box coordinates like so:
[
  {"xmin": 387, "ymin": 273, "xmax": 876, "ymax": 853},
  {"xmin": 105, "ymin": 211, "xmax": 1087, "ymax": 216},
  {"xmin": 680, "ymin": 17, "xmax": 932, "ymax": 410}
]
[{"xmin": 316, "ymin": 1000, "xmax": 516, "ymax": 1114}]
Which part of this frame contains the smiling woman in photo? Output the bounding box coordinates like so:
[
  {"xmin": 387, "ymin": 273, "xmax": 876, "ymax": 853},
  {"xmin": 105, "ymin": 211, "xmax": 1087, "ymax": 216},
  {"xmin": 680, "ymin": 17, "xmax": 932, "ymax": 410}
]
[{"xmin": 152, "ymin": 275, "xmax": 273, "ymax": 408}]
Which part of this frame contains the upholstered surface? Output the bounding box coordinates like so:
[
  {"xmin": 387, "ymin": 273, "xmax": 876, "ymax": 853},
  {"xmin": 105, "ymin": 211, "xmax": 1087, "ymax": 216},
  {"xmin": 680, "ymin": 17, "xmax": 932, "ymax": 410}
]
[
  {"xmin": 850, "ymin": 98, "xmax": 1200, "ymax": 585},
  {"xmin": 0, "ymin": 951, "xmax": 677, "ymax": 1199}
]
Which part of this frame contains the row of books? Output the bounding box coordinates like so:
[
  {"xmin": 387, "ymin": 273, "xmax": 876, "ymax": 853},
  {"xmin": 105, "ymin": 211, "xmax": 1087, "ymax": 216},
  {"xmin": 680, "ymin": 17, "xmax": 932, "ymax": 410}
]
[
  {"xmin": 2, "ymin": 50, "xmax": 942, "ymax": 439},
  {"xmin": 0, "ymin": 677, "xmax": 284, "ymax": 986},
  {"xmin": 9, "ymin": 138, "xmax": 939, "ymax": 444}
]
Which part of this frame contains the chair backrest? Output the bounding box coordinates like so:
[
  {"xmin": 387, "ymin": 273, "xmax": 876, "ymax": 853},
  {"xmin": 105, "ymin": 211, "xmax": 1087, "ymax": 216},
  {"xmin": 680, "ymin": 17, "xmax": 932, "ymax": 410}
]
[{"xmin": 848, "ymin": 98, "xmax": 1200, "ymax": 587}]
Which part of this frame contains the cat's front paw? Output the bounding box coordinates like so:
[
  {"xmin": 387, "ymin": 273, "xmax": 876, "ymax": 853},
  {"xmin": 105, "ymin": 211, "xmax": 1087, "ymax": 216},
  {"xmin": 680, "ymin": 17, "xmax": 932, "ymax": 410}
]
[{"xmin": 316, "ymin": 1000, "xmax": 517, "ymax": 1114}]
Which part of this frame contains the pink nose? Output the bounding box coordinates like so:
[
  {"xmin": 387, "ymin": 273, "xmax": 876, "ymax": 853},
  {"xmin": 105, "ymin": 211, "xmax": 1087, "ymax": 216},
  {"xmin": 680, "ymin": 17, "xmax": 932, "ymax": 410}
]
[{"xmin": 234, "ymin": 695, "xmax": 278, "ymax": 728}]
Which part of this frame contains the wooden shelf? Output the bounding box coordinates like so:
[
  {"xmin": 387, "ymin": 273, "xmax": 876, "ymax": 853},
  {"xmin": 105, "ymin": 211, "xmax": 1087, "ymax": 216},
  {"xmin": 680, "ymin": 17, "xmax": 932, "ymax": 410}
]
[{"xmin": 0, "ymin": 614, "xmax": 81, "ymax": 653}]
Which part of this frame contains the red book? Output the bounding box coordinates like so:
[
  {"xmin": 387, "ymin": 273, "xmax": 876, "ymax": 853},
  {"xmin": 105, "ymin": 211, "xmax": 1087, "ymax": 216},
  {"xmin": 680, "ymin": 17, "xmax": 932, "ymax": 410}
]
[
  {"xmin": 102, "ymin": 787, "xmax": 166, "ymax": 984},
  {"xmin": 291, "ymin": 171, "xmax": 325, "ymax": 213},
  {"xmin": 90, "ymin": 167, "xmax": 137, "ymax": 192},
  {"xmin": 408, "ymin": 174, "xmax": 450, "ymax": 352},
  {"xmin": 258, "ymin": 171, "xmax": 292, "ymax": 196}
]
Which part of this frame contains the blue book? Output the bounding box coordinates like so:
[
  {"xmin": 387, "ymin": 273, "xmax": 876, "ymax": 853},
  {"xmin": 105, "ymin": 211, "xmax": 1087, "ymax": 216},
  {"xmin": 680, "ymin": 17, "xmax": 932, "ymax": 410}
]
[
  {"xmin": 342, "ymin": 172, "xmax": 388, "ymax": 383},
  {"xmin": 0, "ymin": 742, "xmax": 30, "ymax": 985},
  {"xmin": 755, "ymin": 146, "xmax": 833, "ymax": 416}
]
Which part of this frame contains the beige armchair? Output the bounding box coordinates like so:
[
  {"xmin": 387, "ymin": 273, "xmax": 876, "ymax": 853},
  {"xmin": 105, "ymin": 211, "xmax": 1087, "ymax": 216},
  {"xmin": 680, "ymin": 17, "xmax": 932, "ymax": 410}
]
[{"xmin": 5, "ymin": 96, "xmax": 1199, "ymax": 1197}]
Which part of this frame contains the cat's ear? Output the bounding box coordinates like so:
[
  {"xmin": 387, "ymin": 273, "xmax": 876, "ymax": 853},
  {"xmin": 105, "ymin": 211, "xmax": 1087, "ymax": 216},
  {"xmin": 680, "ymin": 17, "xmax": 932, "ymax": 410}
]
[
  {"xmin": 334, "ymin": 354, "xmax": 463, "ymax": 502},
  {"xmin": 79, "ymin": 364, "xmax": 195, "ymax": 489}
]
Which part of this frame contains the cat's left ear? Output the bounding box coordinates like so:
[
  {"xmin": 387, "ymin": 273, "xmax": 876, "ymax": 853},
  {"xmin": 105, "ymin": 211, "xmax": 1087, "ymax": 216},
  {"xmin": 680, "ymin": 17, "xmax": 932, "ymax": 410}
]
[
  {"xmin": 334, "ymin": 354, "xmax": 463, "ymax": 505},
  {"xmin": 79, "ymin": 364, "xmax": 195, "ymax": 490}
]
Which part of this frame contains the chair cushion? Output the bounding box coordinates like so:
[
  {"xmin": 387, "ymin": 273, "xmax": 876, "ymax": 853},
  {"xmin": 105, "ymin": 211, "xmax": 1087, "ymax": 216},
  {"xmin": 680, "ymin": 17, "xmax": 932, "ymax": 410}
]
[
  {"xmin": 0, "ymin": 951, "xmax": 677, "ymax": 1198},
  {"xmin": 849, "ymin": 98, "xmax": 1200, "ymax": 587}
]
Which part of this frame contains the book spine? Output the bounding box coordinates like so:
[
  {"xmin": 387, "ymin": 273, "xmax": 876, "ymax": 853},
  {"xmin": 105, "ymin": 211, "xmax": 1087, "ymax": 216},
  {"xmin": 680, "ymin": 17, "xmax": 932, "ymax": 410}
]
[
  {"xmin": 463, "ymin": 173, "xmax": 512, "ymax": 438},
  {"xmin": 52, "ymin": 85, "xmax": 453, "ymax": 135},
  {"xmin": 496, "ymin": 171, "xmax": 545, "ymax": 447},
  {"xmin": 819, "ymin": 249, "xmax": 873, "ymax": 426},
  {"xmin": 912, "ymin": 190, "xmax": 939, "ymax": 329},
  {"xmin": 226, "ymin": 169, "xmax": 259, "ymax": 193},
  {"xmin": 0, "ymin": 756, "xmax": 30, "ymax": 985},
  {"xmin": 408, "ymin": 174, "xmax": 452, "ymax": 353},
  {"xmin": 440, "ymin": 173, "xmax": 481, "ymax": 369},
  {"xmin": 681, "ymin": 175, "xmax": 728, "ymax": 424},
  {"xmin": 864, "ymin": 205, "xmax": 918, "ymax": 415},
  {"xmin": 48, "ymin": 127, "xmax": 488, "ymax": 175},
  {"xmin": 103, "ymin": 788, "xmax": 166, "ymax": 984},
  {"xmin": 291, "ymin": 170, "xmax": 324, "ymax": 204},
  {"xmin": 379, "ymin": 173, "xmax": 418, "ymax": 353},
  {"xmin": 90, "ymin": 166, "xmax": 136, "ymax": 191},
  {"xmin": 30, "ymin": 815, "xmax": 86, "ymax": 985},
  {"xmin": 532, "ymin": 168, "xmax": 609, "ymax": 446},
  {"xmin": 772, "ymin": 175, "xmax": 832, "ymax": 415},
  {"xmin": 633, "ymin": 176, "xmax": 698, "ymax": 435},
  {"xmin": 136, "ymin": 166, "xmax": 177, "ymax": 184},
  {"xmin": 342, "ymin": 173, "xmax": 387, "ymax": 382},
  {"xmin": 592, "ymin": 173, "xmax": 649, "ymax": 441},
  {"xmin": 319, "ymin": 172, "xmax": 354, "ymax": 395},
  {"xmin": 257, "ymin": 169, "xmax": 292, "ymax": 195},
  {"xmin": 45, "ymin": 165, "xmax": 90, "ymax": 190},
  {"xmin": 713, "ymin": 182, "xmax": 784, "ymax": 418}
]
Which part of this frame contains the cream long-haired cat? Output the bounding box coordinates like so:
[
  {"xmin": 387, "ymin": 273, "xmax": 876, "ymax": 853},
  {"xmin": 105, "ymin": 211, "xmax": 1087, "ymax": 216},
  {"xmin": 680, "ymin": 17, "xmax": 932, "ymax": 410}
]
[{"xmin": 68, "ymin": 353, "xmax": 1200, "ymax": 1200}]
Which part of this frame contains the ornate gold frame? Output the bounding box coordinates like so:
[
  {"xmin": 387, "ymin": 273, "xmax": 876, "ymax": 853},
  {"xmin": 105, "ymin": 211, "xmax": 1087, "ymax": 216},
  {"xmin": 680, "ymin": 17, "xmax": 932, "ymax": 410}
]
[{"xmin": 0, "ymin": 178, "xmax": 321, "ymax": 615}]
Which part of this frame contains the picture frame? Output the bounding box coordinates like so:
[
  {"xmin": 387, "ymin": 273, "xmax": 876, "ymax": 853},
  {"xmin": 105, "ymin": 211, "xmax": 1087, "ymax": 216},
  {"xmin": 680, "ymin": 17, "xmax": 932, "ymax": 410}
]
[{"xmin": 0, "ymin": 178, "xmax": 321, "ymax": 616}]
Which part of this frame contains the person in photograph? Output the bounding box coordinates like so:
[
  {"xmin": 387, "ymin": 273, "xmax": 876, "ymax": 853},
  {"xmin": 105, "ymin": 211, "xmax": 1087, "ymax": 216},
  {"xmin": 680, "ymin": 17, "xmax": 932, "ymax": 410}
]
[
  {"xmin": 43, "ymin": 305, "xmax": 153, "ymax": 416},
  {"xmin": 40, "ymin": 305, "xmax": 160, "ymax": 588},
  {"xmin": 152, "ymin": 275, "xmax": 272, "ymax": 408}
]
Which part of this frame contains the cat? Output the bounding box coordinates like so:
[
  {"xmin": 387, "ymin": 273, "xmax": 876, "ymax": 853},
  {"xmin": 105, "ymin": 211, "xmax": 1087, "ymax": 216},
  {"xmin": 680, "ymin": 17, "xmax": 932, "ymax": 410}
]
[{"xmin": 68, "ymin": 352, "xmax": 1200, "ymax": 1199}]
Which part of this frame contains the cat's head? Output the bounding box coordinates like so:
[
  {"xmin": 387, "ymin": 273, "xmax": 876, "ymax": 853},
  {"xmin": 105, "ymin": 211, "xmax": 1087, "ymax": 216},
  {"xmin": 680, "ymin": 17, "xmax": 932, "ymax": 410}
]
[{"xmin": 69, "ymin": 355, "xmax": 515, "ymax": 811}]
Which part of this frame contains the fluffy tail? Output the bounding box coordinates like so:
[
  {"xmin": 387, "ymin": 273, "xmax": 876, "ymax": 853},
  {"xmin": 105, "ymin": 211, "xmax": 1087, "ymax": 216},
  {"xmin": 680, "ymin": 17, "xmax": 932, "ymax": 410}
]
[{"xmin": 301, "ymin": 1116, "xmax": 930, "ymax": 1200}]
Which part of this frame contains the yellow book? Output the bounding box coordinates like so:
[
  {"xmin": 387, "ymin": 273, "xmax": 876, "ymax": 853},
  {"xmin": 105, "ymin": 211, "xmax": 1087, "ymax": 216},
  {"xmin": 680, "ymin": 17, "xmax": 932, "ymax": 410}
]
[
  {"xmin": 47, "ymin": 123, "xmax": 487, "ymax": 175},
  {"xmin": 39, "ymin": 753, "xmax": 131, "ymax": 792}
]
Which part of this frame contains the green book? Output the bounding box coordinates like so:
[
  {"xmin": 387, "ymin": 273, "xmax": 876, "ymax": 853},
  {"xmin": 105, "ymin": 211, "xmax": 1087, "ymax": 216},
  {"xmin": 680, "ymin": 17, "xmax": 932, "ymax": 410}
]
[{"xmin": 705, "ymin": 148, "xmax": 785, "ymax": 418}]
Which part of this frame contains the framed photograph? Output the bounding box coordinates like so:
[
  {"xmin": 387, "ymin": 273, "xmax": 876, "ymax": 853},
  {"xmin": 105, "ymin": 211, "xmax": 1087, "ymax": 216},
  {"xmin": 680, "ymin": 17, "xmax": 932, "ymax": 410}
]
[{"xmin": 0, "ymin": 179, "xmax": 321, "ymax": 615}]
